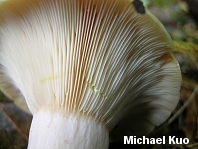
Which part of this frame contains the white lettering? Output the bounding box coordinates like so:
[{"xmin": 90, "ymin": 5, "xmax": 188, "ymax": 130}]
[
  {"xmin": 124, "ymin": 136, "xmax": 133, "ymax": 144},
  {"xmin": 169, "ymin": 136, "xmax": 175, "ymax": 144},
  {"xmin": 175, "ymin": 138, "xmax": 183, "ymax": 144},
  {"xmin": 156, "ymin": 138, "xmax": 162, "ymax": 144},
  {"xmin": 163, "ymin": 136, "xmax": 165, "ymax": 144},
  {"xmin": 123, "ymin": 136, "xmax": 188, "ymax": 145},
  {"xmin": 137, "ymin": 138, "xmax": 142, "ymax": 144},
  {"xmin": 150, "ymin": 138, "xmax": 155, "ymax": 144},
  {"xmin": 134, "ymin": 136, "xmax": 136, "ymax": 144},
  {"xmin": 142, "ymin": 136, "xmax": 149, "ymax": 144},
  {"xmin": 183, "ymin": 138, "xmax": 189, "ymax": 144}
]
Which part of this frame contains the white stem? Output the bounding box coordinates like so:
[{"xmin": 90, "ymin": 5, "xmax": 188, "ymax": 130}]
[{"xmin": 28, "ymin": 109, "xmax": 109, "ymax": 149}]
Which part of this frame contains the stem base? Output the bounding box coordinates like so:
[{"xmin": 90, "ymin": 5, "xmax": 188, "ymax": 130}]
[{"xmin": 28, "ymin": 109, "xmax": 109, "ymax": 149}]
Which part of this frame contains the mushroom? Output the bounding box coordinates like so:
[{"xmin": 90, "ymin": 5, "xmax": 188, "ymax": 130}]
[{"xmin": 0, "ymin": 0, "xmax": 181, "ymax": 148}]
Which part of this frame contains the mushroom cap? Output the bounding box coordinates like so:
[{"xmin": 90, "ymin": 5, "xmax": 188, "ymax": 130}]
[{"xmin": 0, "ymin": 0, "xmax": 181, "ymax": 136}]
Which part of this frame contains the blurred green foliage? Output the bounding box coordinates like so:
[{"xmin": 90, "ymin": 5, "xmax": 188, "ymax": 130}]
[
  {"xmin": 141, "ymin": 0, "xmax": 177, "ymax": 7},
  {"xmin": 151, "ymin": 0, "xmax": 176, "ymax": 8},
  {"xmin": 141, "ymin": 0, "xmax": 198, "ymax": 44}
]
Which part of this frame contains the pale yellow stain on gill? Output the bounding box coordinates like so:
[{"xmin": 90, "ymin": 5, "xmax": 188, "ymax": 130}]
[
  {"xmin": 40, "ymin": 74, "xmax": 62, "ymax": 83},
  {"xmin": 86, "ymin": 79, "xmax": 108, "ymax": 99}
]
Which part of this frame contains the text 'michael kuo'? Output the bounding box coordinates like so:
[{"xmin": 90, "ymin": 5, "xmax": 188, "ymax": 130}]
[{"xmin": 124, "ymin": 136, "xmax": 189, "ymax": 145}]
